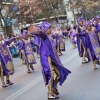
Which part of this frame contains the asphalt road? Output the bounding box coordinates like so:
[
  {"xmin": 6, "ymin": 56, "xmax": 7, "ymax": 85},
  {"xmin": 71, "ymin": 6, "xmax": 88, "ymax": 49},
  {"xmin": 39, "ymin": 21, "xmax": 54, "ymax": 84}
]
[{"xmin": 0, "ymin": 39, "xmax": 100, "ymax": 100}]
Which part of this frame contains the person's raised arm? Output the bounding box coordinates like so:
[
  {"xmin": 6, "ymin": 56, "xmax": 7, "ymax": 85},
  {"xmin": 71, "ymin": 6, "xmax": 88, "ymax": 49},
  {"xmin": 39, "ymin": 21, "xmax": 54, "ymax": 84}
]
[{"xmin": 28, "ymin": 26, "xmax": 47, "ymax": 40}]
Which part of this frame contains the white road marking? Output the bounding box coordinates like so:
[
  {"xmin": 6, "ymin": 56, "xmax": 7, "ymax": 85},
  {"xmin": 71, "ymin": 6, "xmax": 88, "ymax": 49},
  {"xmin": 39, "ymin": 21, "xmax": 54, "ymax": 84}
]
[
  {"xmin": 62, "ymin": 53, "xmax": 78, "ymax": 64},
  {"xmin": 5, "ymin": 53, "xmax": 78, "ymax": 100}
]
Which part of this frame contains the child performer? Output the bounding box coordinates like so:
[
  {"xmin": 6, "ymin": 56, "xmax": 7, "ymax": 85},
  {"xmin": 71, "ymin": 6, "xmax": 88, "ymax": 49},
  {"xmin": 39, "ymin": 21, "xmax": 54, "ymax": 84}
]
[
  {"xmin": 18, "ymin": 30, "xmax": 36, "ymax": 73},
  {"xmin": 0, "ymin": 33, "xmax": 16, "ymax": 87},
  {"xmin": 85, "ymin": 21, "xmax": 100, "ymax": 70}
]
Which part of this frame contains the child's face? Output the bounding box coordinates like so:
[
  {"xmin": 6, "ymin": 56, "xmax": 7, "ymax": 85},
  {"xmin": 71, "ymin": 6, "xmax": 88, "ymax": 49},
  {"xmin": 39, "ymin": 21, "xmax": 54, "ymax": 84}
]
[
  {"xmin": 0, "ymin": 35, "xmax": 3, "ymax": 41},
  {"xmin": 46, "ymin": 27, "xmax": 52, "ymax": 35},
  {"xmin": 23, "ymin": 35, "xmax": 28, "ymax": 40},
  {"xmin": 71, "ymin": 26, "xmax": 73, "ymax": 29},
  {"xmin": 87, "ymin": 25, "xmax": 92, "ymax": 31},
  {"xmin": 97, "ymin": 18, "xmax": 100, "ymax": 22},
  {"xmin": 78, "ymin": 21, "xmax": 83, "ymax": 25}
]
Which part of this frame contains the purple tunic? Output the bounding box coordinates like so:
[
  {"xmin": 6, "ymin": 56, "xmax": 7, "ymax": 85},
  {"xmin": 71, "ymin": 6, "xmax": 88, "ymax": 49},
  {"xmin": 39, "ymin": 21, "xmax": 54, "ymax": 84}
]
[
  {"xmin": 95, "ymin": 23, "xmax": 100, "ymax": 41},
  {"xmin": 51, "ymin": 32, "xmax": 57, "ymax": 47},
  {"xmin": 95, "ymin": 23, "xmax": 100, "ymax": 30},
  {"xmin": 34, "ymin": 36, "xmax": 41, "ymax": 55},
  {"xmin": 51, "ymin": 32, "xmax": 65, "ymax": 51},
  {"xmin": 0, "ymin": 37, "xmax": 15, "ymax": 76},
  {"xmin": 86, "ymin": 31, "xmax": 100, "ymax": 61},
  {"xmin": 69, "ymin": 29, "xmax": 76, "ymax": 44},
  {"xmin": 76, "ymin": 26, "xmax": 87, "ymax": 57},
  {"xmin": 32, "ymin": 32, "xmax": 71, "ymax": 86},
  {"xmin": 59, "ymin": 34, "xmax": 65, "ymax": 51},
  {"xmin": 55, "ymin": 32, "xmax": 65, "ymax": 52},
  {"xmin": 18, "ymin": 38, "xmax": 36, "ymax": 64}
]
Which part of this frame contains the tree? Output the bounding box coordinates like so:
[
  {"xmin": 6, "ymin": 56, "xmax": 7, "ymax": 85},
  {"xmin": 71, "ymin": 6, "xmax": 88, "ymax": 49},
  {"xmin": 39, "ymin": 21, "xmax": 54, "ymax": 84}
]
[
  {"xmin": 0, "ymin": 0, "xmax": 66, "ymax": 36},
  {"xmin": 0, "ymin": 0, "xmax": 21, "ymax": 36},
  {"xmin": 0, "ymin": 0, "xmax": 37, "ymax": 36},
  {"xmin": 17, "ymin": 0, "xmax": 66, "ymax": 23},
  {"xmin": 35, "ymin": 0, "xmax": 65, "ymax": 21},
  {"xmin": 17, "ymin": 0, "xmax": 41, "ymax": 25},
  {"xmin": 67, "ymin": 0, "xmax": 100, "ymax": 19}
]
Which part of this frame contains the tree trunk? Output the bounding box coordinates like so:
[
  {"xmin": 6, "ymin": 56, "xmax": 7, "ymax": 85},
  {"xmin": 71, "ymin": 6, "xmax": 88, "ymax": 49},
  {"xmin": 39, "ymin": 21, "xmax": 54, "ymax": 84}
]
[
  {"xmin": 0, "ymin": 17, "xmax": 7, "ymax": 37},
  {"xmin": 2, "ymin": 26, "xmax": 7, "ymax": 37}
]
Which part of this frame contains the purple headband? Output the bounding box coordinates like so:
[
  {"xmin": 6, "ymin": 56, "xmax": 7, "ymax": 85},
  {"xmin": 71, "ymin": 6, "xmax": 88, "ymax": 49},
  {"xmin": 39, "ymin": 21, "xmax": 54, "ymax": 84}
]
[
  {"xmin": 92, "ymin": 18, "xmax": 95, "ymax": 21},
  {"xmin": 19, "ymin": 34, "xmax": 22, "ymax": 38},
  {"xmin": 95, "ymin": 15, "xmax": 100, "ymax": 19},
  {"xmin": 38, "ymin": 21, "xmax": 51, "ymax": 33},
  {"xmin": 22, "ymin": 30, "xmax": 28, "ymax": 36},
  {"xmin": 56, "ymin": 26, "xmax": 60, "ymax": 30},
  {"xmin": 86, "ymin": 21, "xmax": 92, "ymax": 27},
  {"xmin": 77, "ymin": 17, "xmax": 84, "ymax": 22}
]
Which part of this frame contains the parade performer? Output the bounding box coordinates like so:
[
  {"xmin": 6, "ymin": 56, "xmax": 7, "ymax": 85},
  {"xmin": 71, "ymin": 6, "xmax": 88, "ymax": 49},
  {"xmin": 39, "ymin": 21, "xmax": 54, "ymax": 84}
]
[
  {"xmin": 0, "ymin": 33, "xmax": 16, "ymax": 87},
  {"xmin": 76, "ymin": 17, "xmax": 88, "ymax": 64},
  {"xmin": 95, "ymin": 16, "xmax": 100, "ymax": 41},
  {"xmin": 17, "ymin": 34, "xmax": 26, "ymax": 64},
  {"xmin": 51, "ymin": 29, "xmax": 58, "ymax": 49},
  {"xmin": 28, "ymin": 22, "xmax": 71, "ymax": 99},
  {"xmin": 69, "ymin": 24, "xmax": 77, "ymax": 49},
  {"xmin": 18, "ymin": 30, "xmax": 36, "ymax": 73},
  {"xmin": 85, "ymin": 21, "xmax": 100, "ymax": 70},
  {"xmin": 55, "ymin": 27, "xmax": 65, "ymax": 56},
  {"xmin": 91, "ymin": 18, "xmax": 96, "ymax": 28}
]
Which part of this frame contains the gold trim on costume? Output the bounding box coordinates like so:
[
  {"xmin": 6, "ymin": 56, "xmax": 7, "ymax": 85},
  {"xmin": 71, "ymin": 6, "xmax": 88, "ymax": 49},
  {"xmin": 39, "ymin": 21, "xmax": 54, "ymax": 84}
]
[
  {"xmin": 6, "ymin": 61, "xmax": 14, "ymax": 74},
  {"xmin": 98, "ymin": 32, "xmax": 100, "ymax": 40},
  {"xmin": 60, "ymin": 43, "xmax": 64, "ymax": 50},
  {"xmin": 27, "ymin": 54, "xmax": 34, "ymax": 63}
]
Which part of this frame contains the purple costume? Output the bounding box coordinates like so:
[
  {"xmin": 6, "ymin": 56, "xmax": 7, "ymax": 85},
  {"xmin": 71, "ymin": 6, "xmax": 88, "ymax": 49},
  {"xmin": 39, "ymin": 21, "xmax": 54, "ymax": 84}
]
[
  {"xmin": 94, "ymin": 16, "xmax": 100, "ymax": 41},
  {"xmin": 0, "ymin": 36, "xmax": 15, "ymax": 76},
  {"xmin": 69, "ymin": 29, "xmax": 76, "ymax": 44},
  {"xmin": 18, "ymin": 31, "xmax": 36, "ymax": 65},
  {"xmin": 56, "ymin": 27, "xmax": 65, "ymax": 52},
  {"xmin": 86, "ymin": 22, "xmax": 100, "ymax": 61},
  {"xmin": 32, "ymin": 22, "xmax": 71, "ymax": 86},
  {"xmin": 76, "ymin": 17, "xmax": 87, "ymax": 57},
  {"xmin": 51, "ymin": 31, "xmax": 57, "ymax": 47}
]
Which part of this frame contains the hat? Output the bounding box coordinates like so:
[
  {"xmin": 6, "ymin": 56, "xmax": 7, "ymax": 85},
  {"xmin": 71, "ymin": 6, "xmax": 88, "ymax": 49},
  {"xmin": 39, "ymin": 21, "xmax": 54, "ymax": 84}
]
[
  {"xmin": 86, "ymin": 21, "xmax": 92, "ymax": 27},
  {"xmin": 56, "ymin": 26, "xmax": 60, "ymax": 30},
  {"xmin": 22, "ymin": 30, "xmax": 28, "ymax": 36},
  {"xmin": 77, "ymin": 17, "xmax": 84, "ymax": 22},
  {"xmin": 38, "ymin": 21, "xmax": 51, "ymax": 33},
  {"xmin": 19, "ymin": 34, "xmax": 22, "ymax": 38},
  {"xmin": 92, "ymin": 18, "xmax": 95, "ymax": 21},
  {"xmin": 95, "ymin": 15, "xmax": 100, "ymax": 19}
]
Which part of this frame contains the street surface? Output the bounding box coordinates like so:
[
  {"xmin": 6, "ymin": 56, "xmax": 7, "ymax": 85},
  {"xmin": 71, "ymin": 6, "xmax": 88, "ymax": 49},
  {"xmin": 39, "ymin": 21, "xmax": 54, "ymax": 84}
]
[{"xmin": 0, "ymin": 39, "xmax": 100, "ymax": 100}]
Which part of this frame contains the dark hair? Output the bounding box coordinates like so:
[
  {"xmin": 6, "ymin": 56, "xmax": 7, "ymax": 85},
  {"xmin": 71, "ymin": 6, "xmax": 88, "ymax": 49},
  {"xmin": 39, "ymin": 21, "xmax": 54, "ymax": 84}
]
[
  {"xmin": 67, "ymin": 27, "xmax": 70, "ymax": 31},
  {"xmin": 73, "ymin": 26, "xmax": 76, "ymax": 30}
]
